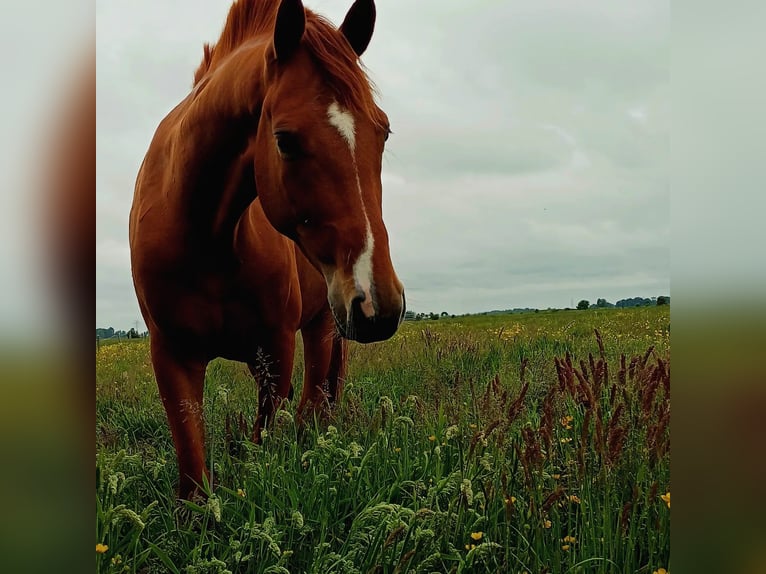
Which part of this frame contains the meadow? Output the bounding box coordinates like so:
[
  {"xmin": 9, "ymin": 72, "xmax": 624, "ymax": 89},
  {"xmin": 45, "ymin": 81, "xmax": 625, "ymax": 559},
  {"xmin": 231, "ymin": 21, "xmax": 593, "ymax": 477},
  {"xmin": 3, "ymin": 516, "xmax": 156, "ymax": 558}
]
[{"xmin": 96, "ymin": 307, "xmax": 670, "ymax": 573}]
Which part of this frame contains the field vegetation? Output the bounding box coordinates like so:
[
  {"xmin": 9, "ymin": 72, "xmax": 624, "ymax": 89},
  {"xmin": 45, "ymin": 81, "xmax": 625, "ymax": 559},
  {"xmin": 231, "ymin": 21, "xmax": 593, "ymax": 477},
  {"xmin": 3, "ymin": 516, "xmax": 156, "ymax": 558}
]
[{"xmin": 96, "ymin": 307, "xmax": 670, "ymax": 573}]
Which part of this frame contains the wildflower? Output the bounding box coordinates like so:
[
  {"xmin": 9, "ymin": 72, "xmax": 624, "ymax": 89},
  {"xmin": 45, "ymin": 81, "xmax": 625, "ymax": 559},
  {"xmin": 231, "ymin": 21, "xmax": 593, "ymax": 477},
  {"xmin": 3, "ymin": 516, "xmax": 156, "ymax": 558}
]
[
  {"xmin": 552, "ymin": 474, "xmax": 561, "ymax": 480},
  {"xmin": 470, "ymin": 531, "xmax": 483, "ymax": 541},
  {"xmin": 428, "ymin": 435, "xmax": 436, "ymax": 442},
  {"xmin": 653, "ymin": 569, "xmax": 668, "ymax": 574},
  {"xmin": 561, "ymin": 415, "xmax": 573, "ymax": 430},
  {"xmin": 394, "ymin": 447, "xmax": 401, "ymax": 453},
  {"xmin": 562, "ymin": 535, "xmax": 577, "ymax": 544},
  {"xmin": 237, "ymin": 488, "xmax": 246, "ymax": 497},
  {"xmin": 569, "ymin": 495, "xmax": 581, "ymax": 504},
  {"xmin": 275, "ymin": 409, "xmax": 293, "ymax": 425},
  {"xmin": 96, "ymin": 543, "xmax": 108, "ymax": 554},
  {"xmin": 207, "ymin": 495, "xmax": 222, "ymax": 522},
  {"xmin": 505, "ymin": 496, "xmax": 517, "ymax": 505},
  {"xmin": 560, "ymin": 437, "xmax": 572, "ymax": 444},
  {"xmin": 561, "ymin": 544, "xmax": 570, "ymax": 551},
  {"xmin": 660, "ymin": 492, "xmax": 670, "ymax": 509},
  {"xmin": 290, "ymin": 510, "xmax": 304, "ymax": 529},
  {"xmin": 543, "ymin": 519, "xmax": 552, "ymax": 529},
  {"xmin": 460, "ymin": 479, "xmax": 474, "ymax": 505}
]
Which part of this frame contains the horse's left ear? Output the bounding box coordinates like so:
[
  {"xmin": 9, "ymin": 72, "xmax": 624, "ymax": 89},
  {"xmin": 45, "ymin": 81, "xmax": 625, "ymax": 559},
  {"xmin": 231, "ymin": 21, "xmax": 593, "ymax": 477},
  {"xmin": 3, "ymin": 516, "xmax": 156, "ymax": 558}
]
[
  {"xmin": 274, "ymin": 0, "xmax": 306, "ymax": 61},
  {"xmin": 340, "ymin": 0, "xmax": 376, "ymax": 57}
]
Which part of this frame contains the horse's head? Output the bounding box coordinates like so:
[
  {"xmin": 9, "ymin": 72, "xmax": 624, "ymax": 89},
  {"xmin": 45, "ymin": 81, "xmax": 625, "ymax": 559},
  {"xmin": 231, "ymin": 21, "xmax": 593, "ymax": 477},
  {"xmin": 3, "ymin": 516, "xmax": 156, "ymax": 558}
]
[{"xmin": 254, "ymin": 0, "xmax": 405, "ymax": 343}]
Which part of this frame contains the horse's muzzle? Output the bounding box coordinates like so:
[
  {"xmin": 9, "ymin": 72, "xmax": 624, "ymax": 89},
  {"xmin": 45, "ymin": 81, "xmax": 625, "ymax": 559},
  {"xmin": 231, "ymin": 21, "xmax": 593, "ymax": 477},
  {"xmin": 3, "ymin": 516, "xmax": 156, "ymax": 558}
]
[{"xmin": 336, "ymin": 290, "xmax": 405, "ymax": 343}]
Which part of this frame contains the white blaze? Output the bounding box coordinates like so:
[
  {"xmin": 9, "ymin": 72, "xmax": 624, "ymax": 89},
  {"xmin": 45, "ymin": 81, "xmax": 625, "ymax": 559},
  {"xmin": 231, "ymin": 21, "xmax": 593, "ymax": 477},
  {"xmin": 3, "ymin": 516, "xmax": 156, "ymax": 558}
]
[
  {"xmin": 327, "ymin": 101, "xmax": 356, "ymax": 152},
  {"xmin": 326, "ymin": 100, "xmax": 375, "ymax": 318}
]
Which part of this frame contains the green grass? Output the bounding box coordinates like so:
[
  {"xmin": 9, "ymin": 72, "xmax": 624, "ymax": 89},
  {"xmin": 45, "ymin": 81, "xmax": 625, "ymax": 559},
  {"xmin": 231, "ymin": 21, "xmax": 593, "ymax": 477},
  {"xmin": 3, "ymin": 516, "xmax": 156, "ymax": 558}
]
[{"xmin": 96, "ymin": 307, "xmax": 670, "ymax": 573}]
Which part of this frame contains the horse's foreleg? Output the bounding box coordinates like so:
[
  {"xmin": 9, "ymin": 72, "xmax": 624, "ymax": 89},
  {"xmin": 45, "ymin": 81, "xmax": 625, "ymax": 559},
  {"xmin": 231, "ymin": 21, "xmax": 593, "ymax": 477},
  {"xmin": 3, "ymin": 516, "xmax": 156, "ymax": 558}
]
[
  {"xmin": 296, "ymin": 310, "xmax": 335, "ymax": 424},
  {"xmin": 250, "ymin": 332, "xmax": 296, "ymax": 442},
  {"xmin": 150, "ymin": 338, "xmax": 208, "ymax": 500},
  {"xmin": 327, "ymin": 335, "xmax": 348, "ymax": 405}
]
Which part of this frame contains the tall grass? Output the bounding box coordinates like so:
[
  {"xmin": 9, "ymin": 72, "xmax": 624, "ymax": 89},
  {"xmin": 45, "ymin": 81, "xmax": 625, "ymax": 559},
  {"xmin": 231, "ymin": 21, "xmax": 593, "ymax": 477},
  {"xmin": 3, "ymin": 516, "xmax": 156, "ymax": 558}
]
[{"xmin": 96, "ymin": 307, "xmax": 670, "ymax": 573}]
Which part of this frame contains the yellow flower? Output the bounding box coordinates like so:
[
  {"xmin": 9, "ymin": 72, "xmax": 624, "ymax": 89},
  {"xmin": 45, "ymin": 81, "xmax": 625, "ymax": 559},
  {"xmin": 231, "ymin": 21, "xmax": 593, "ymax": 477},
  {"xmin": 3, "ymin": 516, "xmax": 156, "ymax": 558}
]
[
  {"xmin": 96, "ymin": 543, "xmax": 109, "ymax": 554},
  {"xmin": 660, "ymin": 492, "xmax": 670, "ymax": 509},
  {"xmin": 560, "ymin": 415, "xmax": 574, "ymax": 430},
  {"xmin": 469, "ymin": 423, "xmax": 477, "ymax": 429},
  {"xmin": 552, "ymin": 474, "xmax": 561, "ymax": 480},
  {"xmin": 470, "ymin": 531, "xmax": 483, "ymax": 541},
  {"xmin": 560, "ymin": 437, "xmax": 572, "ymax": 444},
  {"xmin": 653, "ymin": 569, "xmax": 668, "ymax": 574},
  {"xmin": 394, "ymin": 447, "xmax": 401, "ymax": 453},
  {"xmin": 428, "ymin": 435, "xmax": 436, "ymax": 442},
  {"xmin": 561, "ymin": 544, "xmax": 570, "ymax": 551},
  {"xmin": 505, "ymin": 496, "xmax": 517, "ymax": 505},
  {"xmin": 562, "ymin": 535, "xmax": 577, "ymax": 544},
  {"xmin": 543, "ymin": 519, "xmax": 552, "ymax": 529},
  {"xmin": 569, "ymin": 495, "xmax": 581, "ymax": 504},
  {"xmin": 237, "ymin": 488, "xmax": 246, "ymax": 497}
]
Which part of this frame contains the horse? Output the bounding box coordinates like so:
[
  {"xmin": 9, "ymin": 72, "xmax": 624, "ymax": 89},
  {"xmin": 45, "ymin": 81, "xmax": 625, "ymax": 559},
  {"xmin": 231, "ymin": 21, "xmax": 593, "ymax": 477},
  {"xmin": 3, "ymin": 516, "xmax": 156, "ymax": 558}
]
[{"xmin": 129, "ymin": 0, "xmax": 405, "ymax": 498}]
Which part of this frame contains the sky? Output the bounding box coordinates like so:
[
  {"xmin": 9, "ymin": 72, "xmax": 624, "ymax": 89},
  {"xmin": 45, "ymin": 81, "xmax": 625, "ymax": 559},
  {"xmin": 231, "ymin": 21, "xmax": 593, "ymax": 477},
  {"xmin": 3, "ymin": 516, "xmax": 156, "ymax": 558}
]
[{"xmin": 96, "ymin": 0, "xmax": 669, "ymax": 330}]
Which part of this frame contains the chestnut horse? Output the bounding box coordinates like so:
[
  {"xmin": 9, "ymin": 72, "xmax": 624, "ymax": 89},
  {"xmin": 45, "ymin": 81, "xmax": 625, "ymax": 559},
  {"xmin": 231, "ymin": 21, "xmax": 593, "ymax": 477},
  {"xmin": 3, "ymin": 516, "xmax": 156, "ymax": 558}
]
[{"xmin": 129, "ymin": 0, "xmax": 405, "ymax": 498}]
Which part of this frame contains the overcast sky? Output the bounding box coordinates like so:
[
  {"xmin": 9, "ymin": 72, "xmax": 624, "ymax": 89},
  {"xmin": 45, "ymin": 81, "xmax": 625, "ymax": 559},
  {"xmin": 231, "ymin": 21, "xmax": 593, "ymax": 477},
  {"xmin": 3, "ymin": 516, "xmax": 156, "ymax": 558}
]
[{"xmin": 97, "ymin": 0, "xmax": 669, "ymax": 329}]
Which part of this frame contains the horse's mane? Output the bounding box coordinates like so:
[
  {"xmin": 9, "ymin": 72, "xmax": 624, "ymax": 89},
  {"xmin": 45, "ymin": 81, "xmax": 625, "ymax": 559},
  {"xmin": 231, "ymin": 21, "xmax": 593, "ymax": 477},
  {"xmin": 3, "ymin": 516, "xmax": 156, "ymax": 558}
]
[{"xmin": 193, "ymin": 0, "xmax": 385, "ymax": 127}]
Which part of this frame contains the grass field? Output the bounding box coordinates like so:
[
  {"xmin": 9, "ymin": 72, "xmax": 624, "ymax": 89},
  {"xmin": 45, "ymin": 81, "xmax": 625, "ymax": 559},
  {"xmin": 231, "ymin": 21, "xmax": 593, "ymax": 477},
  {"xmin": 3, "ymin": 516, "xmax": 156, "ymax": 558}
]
[{"xmin": 96, "ymin": 306, "xmax": 670, "ymax": 573}]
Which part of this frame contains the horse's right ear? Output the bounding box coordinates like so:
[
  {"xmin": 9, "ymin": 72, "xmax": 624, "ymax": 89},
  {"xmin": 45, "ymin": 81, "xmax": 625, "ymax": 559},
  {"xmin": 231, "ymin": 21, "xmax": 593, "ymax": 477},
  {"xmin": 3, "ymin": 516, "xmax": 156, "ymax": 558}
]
[{"xmin": 273, "ymin": 0, "xmax": 306, "ymax": 61}]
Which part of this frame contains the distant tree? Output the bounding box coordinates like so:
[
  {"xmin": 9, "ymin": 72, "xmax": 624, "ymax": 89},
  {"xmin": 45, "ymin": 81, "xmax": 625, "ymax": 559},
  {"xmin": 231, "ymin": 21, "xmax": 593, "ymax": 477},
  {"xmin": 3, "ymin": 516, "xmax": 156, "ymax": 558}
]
[
  {"xmin": 577, "ymin": 300, "xmax": 590, "ymax": 310},
  {"xmin": 127, "ymin": 328, "xmax": 140, "ymax": 339},
  {"xmin": 404, "ymin": 310, "xmax": 416, "ymax": 321},
  {"xmin": 657, "ymin": 296, "xmax": 669, "ymax": 306},
  {"xmin": 440, "ymin": 311, "xmax": 449, "ymax": 317}
]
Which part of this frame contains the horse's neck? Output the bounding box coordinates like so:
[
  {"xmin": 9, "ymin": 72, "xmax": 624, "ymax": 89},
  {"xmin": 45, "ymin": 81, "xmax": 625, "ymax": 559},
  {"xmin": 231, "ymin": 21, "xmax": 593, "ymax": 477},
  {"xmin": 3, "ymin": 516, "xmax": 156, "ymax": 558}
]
[{"xmin": 166, "ymin": 39, "xmax": 269, "ymax": 247}]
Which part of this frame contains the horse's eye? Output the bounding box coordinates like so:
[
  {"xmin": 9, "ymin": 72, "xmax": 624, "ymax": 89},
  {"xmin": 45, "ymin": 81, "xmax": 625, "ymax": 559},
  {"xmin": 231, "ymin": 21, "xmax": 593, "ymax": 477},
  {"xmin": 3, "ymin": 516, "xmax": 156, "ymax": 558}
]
[
  {"xmin": 274, "ymin": 131, "xmax": 301, "ymax": 160},
  {"xmin": 384, "ymin": 127, "xmax": 392, "ymax": 142}
]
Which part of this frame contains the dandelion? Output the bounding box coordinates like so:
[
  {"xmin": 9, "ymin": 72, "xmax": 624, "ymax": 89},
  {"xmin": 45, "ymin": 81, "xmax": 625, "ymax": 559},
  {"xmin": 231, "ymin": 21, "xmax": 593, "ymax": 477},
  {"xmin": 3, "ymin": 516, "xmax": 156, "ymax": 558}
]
[
  {"xmin": 505, "ymin": 496, "xmax": 517, "ymax": 505},
  {"xmin": 428, "ymin": 435, "xmax": 436, "ymax": 442},
  {"xmin": 552, "ymin": 474, "xmax": 561, "ymax": 480},
  {"xmin": 562, "ymin": 535, "xmax": 577, "ymax": 544},
  {"xmin": 561, "ymin": 415, "xmax": 573, "ymax": 430},
  {"xmin": 470, "ymin": 531, "xmax": 483, "ymax": 541},
  {"xmin": 660, "ymin": 492, "xmax": 670, "ymax": 509},
  {"xmin": 237, "ymin": 488, "xmax": 246, "ymax": 497},
  {"xmin": 569, "ymin": 495, "xmax": 581, "ymax": 504},
  {"xmin": 543, "ymin": 519, "xmax": 552, "ymax": 529},
  {"xmin": 96, "ymin": 543, "xmax": 108, "ymax": 554},
  {"xmin": 561, "ymin": 544, "xmax": 571, "ymax": 551},
  {"xmin": 653, "ymin": 569, "xmax": 668, "ymax": 574}
]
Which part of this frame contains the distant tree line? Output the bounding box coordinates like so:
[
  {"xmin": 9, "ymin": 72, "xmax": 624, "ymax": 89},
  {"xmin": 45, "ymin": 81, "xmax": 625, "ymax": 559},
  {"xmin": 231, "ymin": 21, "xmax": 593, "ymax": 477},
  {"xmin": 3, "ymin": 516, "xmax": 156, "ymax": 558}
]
[
  {"xmin": 576, "ymin": 296, "xmax": 670, "ymax": 310},
  {"xmin": 96, "ymin": 327, "xmax": 147, "ymax": 339}
]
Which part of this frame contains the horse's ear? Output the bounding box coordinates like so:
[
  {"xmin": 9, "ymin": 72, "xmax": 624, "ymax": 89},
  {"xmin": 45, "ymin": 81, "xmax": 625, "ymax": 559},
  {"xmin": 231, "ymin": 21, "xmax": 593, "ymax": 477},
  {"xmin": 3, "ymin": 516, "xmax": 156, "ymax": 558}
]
[
  {"xmin": 340, "ymin": 0, "xmax": 376, "ymax": 57},
  {"xmin": 274, "ymin": 0, "xmax": 305, "ymax": 61}
]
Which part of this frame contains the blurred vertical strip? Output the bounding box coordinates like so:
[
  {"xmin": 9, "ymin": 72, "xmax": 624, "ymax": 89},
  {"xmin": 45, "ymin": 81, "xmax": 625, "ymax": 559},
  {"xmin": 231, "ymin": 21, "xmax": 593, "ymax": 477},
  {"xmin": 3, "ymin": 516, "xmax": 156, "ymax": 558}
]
[
  {"xmin": 673, "ymin": 0, "xmax": 766, "ymax": 572},
  {"xmin": 0, "ymin": 0, "xmax": 93, "ymax": 571}
]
